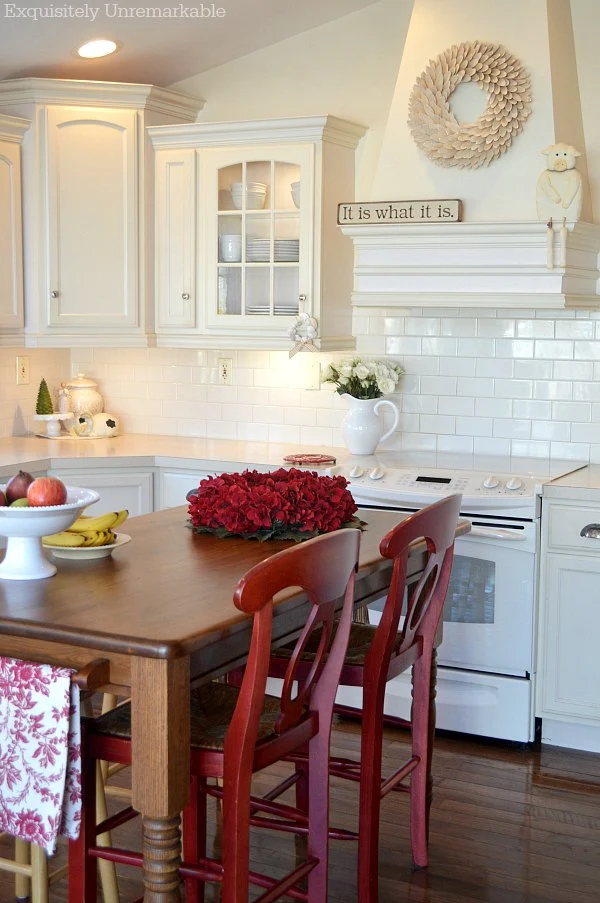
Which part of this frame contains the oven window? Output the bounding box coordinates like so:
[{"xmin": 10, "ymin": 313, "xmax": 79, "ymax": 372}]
[{"xmin": 443, "ymin": 554, "xmax": 495, "ymax": 624}]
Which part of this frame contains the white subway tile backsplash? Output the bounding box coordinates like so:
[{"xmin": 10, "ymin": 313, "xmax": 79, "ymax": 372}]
[
  {"xmin": 494, "ymin": 340, "xmax": 534, "ymax": 358},
  {"xmin": 420, "ymin": 414, "xmax": 455, "ymax": 434},
  {"xmin": 532, "ymin": 420, "xmax": 571, "ymax": 442},
  {"xmin": 555, "ymin": 320, "xmax": 594, "ymax": 339},
  {"xmin": 513, "ymin": 400, "xmax": 552, "ymax": 420},
  {"xmin": 494, "ymin": 379, "xmax": 533, "ymax": 399},
  {"xmin": 440, "ymin": 318, "xmax": 477, "ymax": 336},
  {"xmin": 475, "ymin": 358, "xmax": 514, "ymax": 378},
  {"xmin": 475, "ymin": 397, "xmax": 512, "ymax": 418},
  {"xmin": 493, "ymin": 419, "xmax": 531, "ymax": 439},
  {"xmin": 575, "ymin": 341, "xmax": 600, "ymax": 360},
  {"xmin": 534, "ymin": 381, "xmax": 573, "ymax": 400},
  {"xmin": 421, "ymin": 376, "xmax": 457, "ymax": 396},
  {"xmin": 457, "ymin": 338, "xmax": 495, "ymax": 357},
  {"xmin": 535, "ymin": 340, "xmax": 574, "ymax": 360},
  {"xmin": 516, "ymin": 320, "xmax": 554, "ymax": 338},
  {"xmin": 551, "ymin": 401, "xmax": 592, "ymax": 422},
  {"xmin": 437, "ymin": 434, "xmax": 474, "ymax": 454},
  {"xmin": 63, "ymin": 307, "xmax": 600, "ymax": 466},
  {"xmin": 438, "ymin": 396, "xmax": 474, "ymax": 416},
  {"xmin": 477, "ymin": 319, "xmax": 516, "ymax": 338},
  {"xmin": 514, "ymin": 360, "xmax": 553, "ymax": 379},
  {"xmin": 554, "ymin": 360, "xmax": 594, "ymax": 380},
  {"xmin": 456, "ymin": 416, "xmax": 493, "ymax": 437},
  {"xmin": 510, "ymin": 440, "xmax": 550, "ymax": 458},
  {"xmin": 439, "ymin": 357, "xmax": 476, "ymax": 377}
]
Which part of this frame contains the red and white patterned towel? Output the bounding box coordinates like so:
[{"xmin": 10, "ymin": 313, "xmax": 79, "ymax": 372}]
[{"xmin": 0, "ymin": 657, "xmax": 82, "ymax": 855}]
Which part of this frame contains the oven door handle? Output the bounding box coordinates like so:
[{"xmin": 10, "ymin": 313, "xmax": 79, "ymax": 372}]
[{"xmin": 465, "ymin": 526, "xmax": 527, "ymax": 541}]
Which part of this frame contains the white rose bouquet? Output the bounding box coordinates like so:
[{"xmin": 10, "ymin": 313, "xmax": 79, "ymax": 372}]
[{"xmin": 322, "ymin": 357, "xmax": 404, "ymax": 400}]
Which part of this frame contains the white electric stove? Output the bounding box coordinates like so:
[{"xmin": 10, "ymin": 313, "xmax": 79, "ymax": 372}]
[{"xmin": 326, "ymin": 454, "xmax": 587, "ymax": 742}]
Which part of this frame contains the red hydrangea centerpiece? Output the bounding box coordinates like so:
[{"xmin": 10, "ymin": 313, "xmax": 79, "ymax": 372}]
[{"xmin": 187, "ymin": 467, "xmax": 364, "ymax": 541}]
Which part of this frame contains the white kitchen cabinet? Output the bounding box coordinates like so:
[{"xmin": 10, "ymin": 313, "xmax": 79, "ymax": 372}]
[
  {"xmin": 0, "ymin": 79, "xmax": 203, "ymax": 348},
  {"xmin": 536, "ymin": 497, "xmax": 600, "ymax": 752},
  {"xmin": 48, "ymin": 468, "xmax": 154, "ymax": 517},
  {"xmin": 150, "ymin": 116, "xmax": 366, "ymax": 350},
  {"xmin": 0, "ymin": 114, "xmax": 29, "ymax": 340}
]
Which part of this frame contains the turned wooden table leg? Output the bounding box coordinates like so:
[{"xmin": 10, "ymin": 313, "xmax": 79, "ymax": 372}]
[
  {"xmin": 141, "ymin": 815, "xmax": 184, "ymax": 902},
  {"xmin": 131, "ymin": 656, "xmax": 190, "ymax": 902}
]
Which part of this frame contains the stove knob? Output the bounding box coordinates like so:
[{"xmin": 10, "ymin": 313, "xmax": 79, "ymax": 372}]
[
  {"xmin": 369, "ymin": 466, "xmax": 385, "ymax": 481},
  {"xmin": 505, "ymin": 476, "xmax": 523, "ymax": 491},
  {"xmin": 349, "ymin": 464, "xmax": 365, "ymax": 479},
  {"xmin": 483, "ymin": 475, "xmax": 500, "ymax": 489},
  {"xmin": 323, "ymin": 466, "xmax": 341, "ymax": 477}
]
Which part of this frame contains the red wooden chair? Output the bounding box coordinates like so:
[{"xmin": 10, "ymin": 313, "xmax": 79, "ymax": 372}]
[
  {"xmin": 267, "ymin": 494, "xmax": 463, "ymax": 903},
  {"xmin": 68, "ymin": 526, "xmax": 361, "ymax": 903}
]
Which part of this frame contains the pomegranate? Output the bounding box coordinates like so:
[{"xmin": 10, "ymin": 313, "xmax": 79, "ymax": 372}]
[{"xmin": 5, "ymin": 470, "xmax": 35, "ymax": 504}]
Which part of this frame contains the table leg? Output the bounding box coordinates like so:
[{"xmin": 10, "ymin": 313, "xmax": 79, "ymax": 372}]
[{"xmin": 131, "ymin": 657, "xmax": 190, "ymax": 902}]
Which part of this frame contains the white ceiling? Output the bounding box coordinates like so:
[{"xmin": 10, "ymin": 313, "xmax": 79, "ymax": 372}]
[{"xmin": 0, "ymin": 0, "xmax": 381, "ymax": 87}]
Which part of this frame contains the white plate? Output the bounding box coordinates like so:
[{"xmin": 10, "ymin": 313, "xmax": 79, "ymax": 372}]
[{"xmin": 44, "ymin": 532, "xmax": 131, "ymax": 560}]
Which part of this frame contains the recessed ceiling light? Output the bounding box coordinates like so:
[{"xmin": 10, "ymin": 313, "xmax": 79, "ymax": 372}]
[{"xmin": 76, "ymin": 39, "xmax": 119, "ymax": 59}]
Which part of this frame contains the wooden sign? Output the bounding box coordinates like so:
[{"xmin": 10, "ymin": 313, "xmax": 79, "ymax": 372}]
[{"xmin": 337, "ymin": 199, "xmax": 462, "ymax": 225}]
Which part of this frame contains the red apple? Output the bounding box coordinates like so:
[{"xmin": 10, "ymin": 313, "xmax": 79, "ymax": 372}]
[
  {"xmin": 26, "ymin": 476, "xmax": 68, "ymax": 507},
  {"xmin": 0, "ymin": 489, "xmax": 6, "ymax": 506}
]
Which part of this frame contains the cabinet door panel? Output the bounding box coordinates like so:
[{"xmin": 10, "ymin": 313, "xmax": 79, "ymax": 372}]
[
  {"xmin": 0, "ymin": 140, "xmax": 24, "ymax": 329},
  {"xmin": 45, "ymin": 108, "xmax": 138, "ymax": 328},
  {"xmin": 48, "ymin": 470, "xmax": 153, "ymax": 516},
  {"xmin": 540, "ymin": 554, "xmax": 600, "ymax": 721},
  {"xmin": 155, "ymin": 150, "xmax": 196, "ymax": 329}
]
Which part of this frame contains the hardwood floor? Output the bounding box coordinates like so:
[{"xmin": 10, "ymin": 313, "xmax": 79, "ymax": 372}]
[{"xmin": 2, "ymin": 718, "xmax": 599, "ymax": 902}]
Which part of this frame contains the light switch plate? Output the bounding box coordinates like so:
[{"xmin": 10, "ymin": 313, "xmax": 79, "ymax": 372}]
[{"xmin": 16, "ymin": 356, "xmax": 29, "ymax": 385}]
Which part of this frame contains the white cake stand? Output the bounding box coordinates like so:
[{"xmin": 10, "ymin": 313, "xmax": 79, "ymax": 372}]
[{"xmin": 0, "ymin": 487, "xmax": 100, "ymax": 580}]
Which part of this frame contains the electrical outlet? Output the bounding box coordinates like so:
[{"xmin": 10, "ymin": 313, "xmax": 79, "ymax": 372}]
[
  {"xmin": 217, "ymin": 358, "xmax": 233, "ymax": 385},
  {"xmin": 305, "ymin": 358, "xmax": 322, "ymax": 391},
  {"xmin": 16, "ymin": 356, "xmax": 29, "ymax": 385}
]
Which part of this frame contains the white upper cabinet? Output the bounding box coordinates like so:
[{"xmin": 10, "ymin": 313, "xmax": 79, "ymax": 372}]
[
  {"xmin": 150, "ymin": 116, "xmax": 366, "ymax": 350},
  {"xmin": 0, "ymin": 114, "xmax": 29, "ymax": 341},
  {"xmin": 0, "ymin": 79, "xmax": 204, "ymax": 348}
]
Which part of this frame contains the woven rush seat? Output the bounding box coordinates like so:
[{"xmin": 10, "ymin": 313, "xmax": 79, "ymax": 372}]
[
  {"xmin": 276, "ymin": 621, "xmax": 378, "ymax": 666},
  {"xmin": 90, "ymin": 681, "xmax": 285, "ymax": 750}
]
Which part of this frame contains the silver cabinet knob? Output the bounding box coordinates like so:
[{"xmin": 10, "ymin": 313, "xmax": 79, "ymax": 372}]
[
  {"xmin": 580, "ymin": 524, "xmax": 600, "ymax": 539},
  {"xmin": 182, "ymin": 293, "xmax": 190, "ymax": 301},
  {"xmin": 50, "ymin": 291, "xmax": 60, "ymax": 298}
]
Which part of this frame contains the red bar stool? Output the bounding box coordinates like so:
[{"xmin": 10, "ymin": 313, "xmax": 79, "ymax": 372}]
[
  {"xmin": 68, "ymin": 526, "xmax": 362, "ymax": 903},
  {"xmin": 268, "ymin": 494, "xmax": 463, "ymax": 903}
]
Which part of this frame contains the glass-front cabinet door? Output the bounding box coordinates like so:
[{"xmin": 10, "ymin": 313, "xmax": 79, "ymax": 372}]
[{"xmin": 203, "ymin": 146, "xmax": 312, "ymax": 336}]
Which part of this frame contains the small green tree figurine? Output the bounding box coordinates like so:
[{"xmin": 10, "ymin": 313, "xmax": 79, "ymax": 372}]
[{"xmin": 35, "ymin": 378, "xmax": 54, "ymax": 415}]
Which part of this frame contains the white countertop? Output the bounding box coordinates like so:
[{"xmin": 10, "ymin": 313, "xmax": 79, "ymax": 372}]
[
  {"xmin": 0, "ymin": 434, "xmax": 349, "ymax": 476},
  {"xmin": 544, "ymin": 464, "xmax": 600, "ymax": 501}
]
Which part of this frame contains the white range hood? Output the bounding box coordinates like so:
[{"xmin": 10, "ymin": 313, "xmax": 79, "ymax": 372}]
[
  {"xmin": 340, "ymin": 219, "xmax": 600, "ymax": 310},
  {"xmin": 341, "ymin": 0, "xmax": 600, "ymax": 311}
]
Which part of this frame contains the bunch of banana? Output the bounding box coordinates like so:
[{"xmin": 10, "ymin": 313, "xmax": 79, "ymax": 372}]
[{"xmin": 43, "ymin": 509, "xmax": 129, "ymax": 548}]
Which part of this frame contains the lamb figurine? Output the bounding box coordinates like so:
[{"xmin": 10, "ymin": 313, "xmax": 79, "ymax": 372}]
[{"xmin": 536, "ymin": 143, "xmax": 583, "ymax": 222}]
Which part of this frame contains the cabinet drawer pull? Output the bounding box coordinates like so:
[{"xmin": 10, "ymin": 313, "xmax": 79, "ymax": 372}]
[{"xmin": 580, "ymin": 524, "xmax": 600, "ymax": 539}]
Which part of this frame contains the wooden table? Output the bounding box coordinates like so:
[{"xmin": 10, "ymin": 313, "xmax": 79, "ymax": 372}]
[{"xmin": 0, "ymin": 506, "xmax": 468, "ymax": 901}]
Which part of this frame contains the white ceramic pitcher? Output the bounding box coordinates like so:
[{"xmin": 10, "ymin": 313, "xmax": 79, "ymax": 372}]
[{"xmin": 341, "ymin": 394, "xmax": 400, "ymax": 455}]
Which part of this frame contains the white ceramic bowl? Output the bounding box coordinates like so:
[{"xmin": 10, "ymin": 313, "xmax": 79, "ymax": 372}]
[
  {"xmin": 291, "ymin": 182, "xmax": 301, "ymax": 208},
  {"xmin": 230, "ymin": 181, "xmax": 267, "ymax": 210},
  {"xmin": 0, "ymin": 486, "xmax": 100, "ymax": 580}
]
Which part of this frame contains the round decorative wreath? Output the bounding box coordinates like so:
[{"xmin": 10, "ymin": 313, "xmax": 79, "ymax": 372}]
[{"xmin": 407, "ymin": 41, "xmax": 532, "ymax": 170}]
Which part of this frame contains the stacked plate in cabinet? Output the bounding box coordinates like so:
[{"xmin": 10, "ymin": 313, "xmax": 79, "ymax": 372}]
[
  {"xmin": 246, "ymin": 239, "xmax": 299, "ymax": 262},
  {"xmin": 245, "ymin": 303, "xmax": 300, "ymax": 316}
]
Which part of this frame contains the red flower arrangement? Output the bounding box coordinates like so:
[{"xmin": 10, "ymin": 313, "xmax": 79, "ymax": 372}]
[{"xmin": 187, "ymin": 467, "xmax": 365, "ymax": 542}]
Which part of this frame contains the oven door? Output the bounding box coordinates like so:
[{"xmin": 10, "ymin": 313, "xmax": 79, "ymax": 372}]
[
  {"xmin": 362, "ymin": 506, "xmax": 537, "ymax": 678},
  {"xmin": 438, "ymin": 518, "xmax": 537, "ymax": 676}
]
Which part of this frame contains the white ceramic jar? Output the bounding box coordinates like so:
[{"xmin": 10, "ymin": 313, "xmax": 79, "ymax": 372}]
[{"xmin": 64, "ymin": 374, "xmax": 104, "ymax": 415}]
